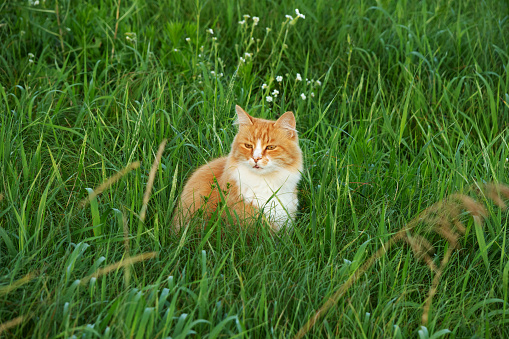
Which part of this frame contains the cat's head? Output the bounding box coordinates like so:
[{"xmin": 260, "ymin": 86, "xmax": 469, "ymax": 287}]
[{"xmin": 230, "ymin": 105, "xmax": 303, "ymax": 174}]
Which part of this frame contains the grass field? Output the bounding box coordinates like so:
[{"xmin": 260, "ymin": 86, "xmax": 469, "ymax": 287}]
[{"xmin": 1, "ymin": 0, "xmax": 509, "ymax": 337}]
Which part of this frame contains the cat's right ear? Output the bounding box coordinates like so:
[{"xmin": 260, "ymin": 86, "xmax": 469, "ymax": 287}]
[
  {"xmin": 274, "ymin": 111, "xmax": 297, "ymax": 138},
  {"xmin": 234, "ymin": 105, "xmax": 254, "ymax": 126}
]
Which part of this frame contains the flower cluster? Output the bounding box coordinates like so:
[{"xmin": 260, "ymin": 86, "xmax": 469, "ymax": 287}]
[
  {"xmin": 125, "ymin": 32, "xmax": 137, "ymax": 43},
  {"xmin": 235, "ymin": 13, "xmax": 270, "ymax": 67},
  {"xmin": 262, "ymin": 72, "xmax": 322, "ymax": 103},
  {"xmin": 285, "ymin": 8, "xmax": 306, "ymax": 25},
  {"xmin": 209, "ymin": 70, "xmax": 224, "ymax": 80},
  {"xmin": 239, "ymin": 14, "xmax": 260, "ymax": 26},
  {"xmin": 295, "ymin": 9, "xmax": 305, "ymax": 19},
  {"xmin": 28, "ymin": 0, "xmax": 44, "ymax": 5}
]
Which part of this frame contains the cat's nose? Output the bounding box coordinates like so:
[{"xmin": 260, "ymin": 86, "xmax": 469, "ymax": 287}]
[{"xmin": 253, "ymin": 156, "xmax": 262, "ymax": 163}]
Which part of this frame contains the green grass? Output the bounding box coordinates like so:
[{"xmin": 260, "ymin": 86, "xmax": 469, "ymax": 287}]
[{"xmin": 1, "ymin": 0, "xmax": 509, "ymax": 337}]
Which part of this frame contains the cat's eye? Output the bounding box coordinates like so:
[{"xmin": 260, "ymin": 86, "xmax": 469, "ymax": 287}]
[
  {"xmin": 266, "ymin": 145, "xmax": 277, "ymax": 150},
  {"xmin": 244, "ymin": 143, "xmax": 253, "ymax": 149}
]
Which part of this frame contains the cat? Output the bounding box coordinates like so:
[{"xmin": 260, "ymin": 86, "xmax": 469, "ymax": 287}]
[{"xmin": 173, "ymin": 105, "xmax": 303, "ymax": 232}]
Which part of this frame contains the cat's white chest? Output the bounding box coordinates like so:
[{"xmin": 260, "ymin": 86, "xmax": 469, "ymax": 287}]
[{"xmin": 233, "ymin": 166, "xmax": 301, "ymax": 230}]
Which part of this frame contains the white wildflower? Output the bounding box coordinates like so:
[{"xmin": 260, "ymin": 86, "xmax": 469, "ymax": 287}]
[
  {"xmin": 315, "ymin": 80, "xmax": 322, "ymax": 86},
  {"xmin": 28, "ymin": 59, "xmax": 34, "ymax": 64},
  {"xmin": 266, "ymin": 27, "xmax": 271, "ymax": 33},
  {"xmin": 28, "ymin": 53, "xmax": 35, "ymax": 58},
  {"xmin": 253, "ymin": 17, "xmax": 260, "ymax": 25},
  {"xmin": 186, "ymin": 37, "xmax": 191, "ymax": 41},
  {"xmin": 262, "ymin": 83, "xmax": 268, "ymax": 90},
  {"xmin": 311, "ymin": 92, "xmax": 315, "ymax": 97},
  {"xmin": 295, "ymin": 9, "xmax": 305, "ymax": 19},
  {"xmin": 272, "ymin": 89, "xmax": 279, "ymax": 97},
  {"xmin": 285, "ymin": 15, "xmax": 293, "ymax": 20},
  {"xmin": 239, "ymin": 20, "xmax": 246, "ymax": 25},
  {"xmin": 198, "ymin": 54, "xmax": 202, "ymax": 57},
  {"xmin": 244, "ymin": 52, "xmax": 252, "ymax": 58},
  {"xmin": 66, "ymin": 27, "xmax": 71, "ymax": 32},
  {"xmin": 220, "ymin": 73, "xmax": 224, "ymax": 77},
  {"xmin": 20, "ymin": 30, "xmax": 26, "ymax": 36},
  {"xmin": 207, "ymin": 28, "xmax": 214, "ymax": 34},
  {"xmin": 266, "ymin": 96, "xmax": 273, "ymax": 102},
  {"xmin": 174, "ymin": 48, "xmax": 179, "ymax": 52},
  {"xmin": 300, "ymin": 93, "xmax": 306, "ymax": 100},
  {"xmin": 296, "ymin": 73, "xmax": 302, "ymax": 81},
  {"xmin": 212, "ymin": 37, "xmax": 217, "ymax": 41},
  {"xmin": 211, "ymin": 71, "xmax": 215, "ymax": 75},
  {"xmin": 276, "ymin": 75, "xmax": 283, "ymax": 82},
  {"xmin": 243, "ymin": 14, "xmax": 250, "ymax": 19},
  {"xmin": 125, "ymin": 32, "xmax": 137, "ymax": 43},
  {"xmin": 240, "ymin": 57, "xmax": 246, "ymax": 63}
]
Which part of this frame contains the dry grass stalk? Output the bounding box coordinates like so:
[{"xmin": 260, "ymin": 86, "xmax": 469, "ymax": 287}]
[
  {"xmin": 80, "ymin": 252, "xmax": 157, "ymax": 286},
  {"xmin": 484, "ymin": 183, "xmax": 509, "ymax": 209},
  {"xmin": 122, "ymin": 210, "xmax": 130, "ymax": 255},
  {"xmin": 0, "ymin": 315, "xmax": 29, "ymax": 335},
  {"xmin": 80, "ymin": 161, "xmax": 140, "ymax": 207},
  {"xmin": 139, "ymin": 139, "xmax": 167, "ymax": 223},
  {"xmin": 294, "ymin": 230, "xmax": 406, "ymax": 339},
  {"xmin": 401, "ymin": 235, "xmax": 437, "ymax": 272},
  {"xmin": 0, "ymin": 272, "xmax": 37, "ymax": 296},
  {"xmin": 55, "ymin": 0, "xmax": 65, "ymax": 54},
  {"xmin": 122, "ymin": 209, "xmax": 131, "ymax": 288},
  {"xmin": 0, "ymin": 193, "xmax": 3, "ymax": 202},
  {"xmin": 294, "ymin": 183, "xmax": 509, "ymax": 338},
  {"xmin": 111, "ymin": 0, "xmax": 122, "ymax": 58}
]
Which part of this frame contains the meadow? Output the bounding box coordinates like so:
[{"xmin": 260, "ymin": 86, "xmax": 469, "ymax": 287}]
[{"xmin": 1, "ymin": 0, "xmax": 509, "ymax": 337}]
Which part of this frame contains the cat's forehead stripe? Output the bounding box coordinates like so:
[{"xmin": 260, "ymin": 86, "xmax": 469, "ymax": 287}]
[{"xmin": 247, "ymin": 121, "xmax": 275, "ymax": 142}]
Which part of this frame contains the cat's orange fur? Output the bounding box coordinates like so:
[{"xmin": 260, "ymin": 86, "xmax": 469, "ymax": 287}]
[{"xmin": 173, "ymin": 105, "xmax": 303, "ymax": 232}]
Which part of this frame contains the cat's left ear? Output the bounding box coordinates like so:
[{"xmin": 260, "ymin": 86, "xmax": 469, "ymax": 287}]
[
  {"xmin": 235, "ymin": 105, "xmax": 254, "ymax": 126},
  {"xmin": 275, "ymin": 111, "xmax": 297, "ymax": 137}
]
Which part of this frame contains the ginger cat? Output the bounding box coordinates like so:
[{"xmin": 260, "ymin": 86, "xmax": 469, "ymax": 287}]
[{"xmin": 174, "ymin": 105, "xmax": 303, "ymax": 232}]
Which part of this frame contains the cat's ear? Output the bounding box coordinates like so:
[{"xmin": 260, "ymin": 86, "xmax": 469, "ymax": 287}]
[
  {"xmin": 275, "ymin": 111, "xmax": 297, "ymax": 137},
  {"xmin": 234, "ymin": 105, "xmax": 254, "ymax": 126}
]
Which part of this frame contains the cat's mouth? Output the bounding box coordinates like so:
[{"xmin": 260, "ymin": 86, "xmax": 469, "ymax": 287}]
[{"xmin": 253, "ymin": 164, "xmax": 262, "ymax": 169}]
